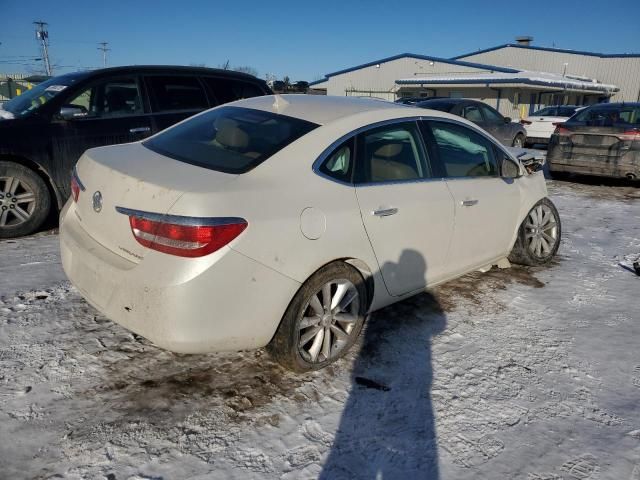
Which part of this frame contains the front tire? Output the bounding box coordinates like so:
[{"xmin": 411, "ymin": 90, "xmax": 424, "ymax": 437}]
[
  {"xmin": 0, "ymin": 161, "xmax": 51, "ymax": 239},
  {"xmin": 509, "ymin": 198, "xmax": 561, "ymax": 266},
  {"xmin": 268, "ymin": 262, "xmax": 367, "ymax": 372}
]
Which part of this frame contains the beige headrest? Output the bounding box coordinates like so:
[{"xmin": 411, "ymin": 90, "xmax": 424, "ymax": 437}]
[
  {"xmin": 373, "ymin": 143, "xmax": 402, "ymax": 158},
  {"xmin": 215, "ymin": 118, "xmax": 249, "ymax": 149}
]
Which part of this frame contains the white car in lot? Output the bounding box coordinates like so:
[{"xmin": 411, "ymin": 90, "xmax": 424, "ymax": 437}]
[
  {"xmin": 60, "ymin": 95, "xmax": 561, "ymax": 371},
  {"xmin": 521, "ymin": 105, "xmax": 582, "ymax": 147}
]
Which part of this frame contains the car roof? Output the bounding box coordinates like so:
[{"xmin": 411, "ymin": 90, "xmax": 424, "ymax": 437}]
[
  {"xmin": 231, "ymin": 94, "xmax": 418, "ymax": 125},
  {"xmin": 77, "ymin": 65, "xmax": 264, "ymax": 82}
]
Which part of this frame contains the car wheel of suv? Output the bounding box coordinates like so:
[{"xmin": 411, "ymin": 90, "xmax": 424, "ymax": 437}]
[
  {"xmin": 512, "ymin": 134, "xmax": 525, "ymax": 148},
  {"xmin": 268, "ymin": 262, "xmax": 367, "ymax": 372},
  {"xmin": 509, "ymin": 198, "xmax": 561, "ymax": 266},
  {"xmin": 0, "ymin": 161, "xmax": 51, "ymax": 239}
]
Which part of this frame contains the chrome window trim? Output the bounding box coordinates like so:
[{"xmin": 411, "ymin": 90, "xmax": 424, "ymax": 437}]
[
  {"xmin": 311, "ymin": 115, "xmax": 522, "ymax": 187},
  {"xmin": 115, "ymin": 206, "xmax": 246, "ymax": 227},
  {"xmin": 72, "ymin": 166, "xmax": 86, "ymax": 191}
]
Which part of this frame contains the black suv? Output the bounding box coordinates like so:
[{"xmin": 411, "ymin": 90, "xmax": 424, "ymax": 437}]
[{"xmin": 0, "ymin": 66, "xmax": 271, "ymax": 238}]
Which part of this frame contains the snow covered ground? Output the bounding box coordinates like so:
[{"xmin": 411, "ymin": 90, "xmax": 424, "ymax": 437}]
[{"xmin": 1, "ymin": 179, "xmax": 639, "ymax": 480}]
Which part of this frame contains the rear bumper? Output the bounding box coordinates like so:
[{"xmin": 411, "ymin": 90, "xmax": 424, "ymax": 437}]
[
  {"xmin": 525, "ymin": 136, "xmax": 549, "ymax": 145},
  {"xmin": 548, "ymin": 143, "xmax": 640, "ymax": 178},
  {"xmin": 59, "ymin": 201, "xmax": 300, "ymax": 353}
]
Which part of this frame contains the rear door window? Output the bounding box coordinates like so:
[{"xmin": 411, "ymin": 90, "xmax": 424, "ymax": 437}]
[
  {"xmin": 143, "ymin": 106, "xmax": 318, "ymax": 174},
  {"xmin": 204, "ymin": 77, "xmax": 266, "ymax": 105},
  {"xmin": 146, "ymin": 76, "xmax": 208, "ymax": 112},
  {"xmin": 354, "ymin": 122, "xmax": 431, "ymax": 184}
]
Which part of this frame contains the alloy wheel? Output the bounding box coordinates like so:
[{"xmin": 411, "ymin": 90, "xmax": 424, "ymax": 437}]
[
  {"xmin": 298, "ymin": 279, "xmax": 360, "ymax": 363},
  {"xmin": 0, "ymin": 176, "xmax": 36, "ymax": 227},
  {"xmin": 525, "ymin": 203, "xmax": 558, "ymax": 258}
]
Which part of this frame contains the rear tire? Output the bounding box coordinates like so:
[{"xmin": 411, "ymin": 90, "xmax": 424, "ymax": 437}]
[
  {"xmin": 509, "ymin": 198, "xmax": 561, "ymax": 266},
  {"xmin": 0, "ymin": 161, "xmax": 51, "ymax": 239},
  {"xmin": 512, "ymin": 133, "xmax": 525, "ymax": 148},
  {"xmin": 268, "ymin": 262, "xmax": 367, "ymax": 372}
]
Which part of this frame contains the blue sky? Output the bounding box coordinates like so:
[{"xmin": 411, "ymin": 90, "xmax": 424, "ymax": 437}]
[{"xmin": 2, "ymin": 0, "xmax": 639, "ymax": 81}]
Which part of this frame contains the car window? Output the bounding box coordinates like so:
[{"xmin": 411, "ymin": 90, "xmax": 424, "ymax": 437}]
[
  {"xmin": 573, "ymin": 105, "xmax": 640, "ymax": 126},
  {"xmin": 462, "ymin": 105, "xmax": 483, "ymax": 123},
  {"xmin": 143, "ymin": 106, "xmax": 318, "ymax": 174},
  {"xmin": 65, "ymin": 78, "xmax": 143, "ymax": 118},
  {"xmin": 355, "ymin": 122, "xmax": 430, "ymax": 184},
  {"xmin": 147, "ymin": 76, "xmax": 208, "ymax": 112},
  {"xmin": 480, "ymin": 105, "xmax": 503, "ymax": 123},
  {"xmin": 532, "ymin": 107, "xmax": 556, "ymax": 116},
  {"xmin": 428, "ymin": 121, "xmax": 498, "ymax": 178},
  {"xmin": 204, "ymin": 77, "xmax": 265, "ymax": 105},
  {"xmin": 558, "ymin": 107, "xmax": 577, "ymax": 117},
  {"xmin": 319, "ymin": 139, "xmax": 354, "ymax": 183}
]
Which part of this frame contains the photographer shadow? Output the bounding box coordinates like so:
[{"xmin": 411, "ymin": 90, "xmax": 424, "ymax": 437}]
[{"xmin": 320, "ymin": 249, "xmax": 446, "ymax": 480}]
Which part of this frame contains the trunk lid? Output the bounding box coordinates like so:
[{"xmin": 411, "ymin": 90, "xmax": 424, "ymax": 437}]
[
  {"xmin": 557, "ymin": 124, "xmax": 634, "ymax": 156},
  {"xmin": 73, "ymin": 142, "xmax": 237, "ymax": 263}
]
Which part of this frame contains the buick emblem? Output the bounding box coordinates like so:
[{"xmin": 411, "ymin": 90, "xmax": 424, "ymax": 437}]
[{"xmin": 92, "ymin": 191, "xmax": 103, "ymax": 213}]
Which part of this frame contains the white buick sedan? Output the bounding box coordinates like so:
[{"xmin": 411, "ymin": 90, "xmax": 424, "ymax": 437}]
[{"xmin": 60, "ymin": 95, "xmax": 560, "ymax": 371}]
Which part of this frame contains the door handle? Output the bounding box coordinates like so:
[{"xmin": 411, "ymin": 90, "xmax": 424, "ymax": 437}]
[
  {"xmin": 129, "ymin": 127, "xmax": 151, "ymax": 134},
  {"xmin": 461, "ymin": 199, "xmax": 479, "ymax": 207},
  {"xmin": 373, "ymin": 207, "xmax": 398, "ymax": 217}
]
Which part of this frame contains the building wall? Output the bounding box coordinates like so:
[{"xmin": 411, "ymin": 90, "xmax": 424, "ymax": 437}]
[
  {"xmin": 321, "ymin": 57, "xmax": 498, "ymax": 99},
  {"xmin": 457, "ymin": 46, "xmax": 640, "ymax": 102}
]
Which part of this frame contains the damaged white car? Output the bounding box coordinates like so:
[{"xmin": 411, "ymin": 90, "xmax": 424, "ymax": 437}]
[{"xmin": 60, "ymin": 95, "xmax": 560, "ymax": 371}]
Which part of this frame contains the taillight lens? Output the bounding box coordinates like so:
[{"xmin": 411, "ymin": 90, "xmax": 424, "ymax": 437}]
[
  {"xmin": 520, "ymin": 119, "xmax": 532, "ymax": 125},
  {"xmin": 70, "ymin": 167, "xmax": 84, "ymax": 202},
  {"xmin": 124, "ymin": 212, "xmax": 247, "ymax": 258},
  {"xmin": 553, "ymin": 124, "xmax": 571, "ymax": 136},
  {"xmin": 618, "ymin": 129, "xmax": 640, "ymax": 141}
]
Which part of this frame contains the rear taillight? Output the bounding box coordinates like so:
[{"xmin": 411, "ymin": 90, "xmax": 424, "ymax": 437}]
[
  {"xmin": 70, "ymin": 167, "xmax": 85, "ymax": 202},
  {"xmin": 553, "ymin": 124, "xmax": 571, "ymax": 136},
  {"xmin": 520, "ymin": 119, "xmax": 532, "ymax": 125},
  {"xmin": 116, "ymin": 207, "xmax": 247, "ymax": 257},
  {"xmin": 618, "ymin": 129, "xmax": 640, "ymax": 141}
]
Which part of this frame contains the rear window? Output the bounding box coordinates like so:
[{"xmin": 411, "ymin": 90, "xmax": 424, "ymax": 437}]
[
  {"xmin": 417, "ymin": 100, "xmax": 455, "ymax": 112},
  {"xmin": 143, "ymin": 106, "xmax": 318, "ymax": 174},
  {"xmin": 204, "ymin": 77, "xmax": 266, "ymax": 105},
  {"xmin": 572, "ymin": 104, "xmax": 640, "ymax": 126}
]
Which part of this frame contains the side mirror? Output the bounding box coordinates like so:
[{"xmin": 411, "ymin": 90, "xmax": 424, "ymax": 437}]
[
  {"xmin": 504, "ymin": 116, "xmax": 512, "ymax": 123},
  {"xmin": 59, "ymin": 105, "xmax": 88, "ymax": 120},
  {"xmin": 501, "ymin": 156, "xmax": 521, "ymax": 179}
]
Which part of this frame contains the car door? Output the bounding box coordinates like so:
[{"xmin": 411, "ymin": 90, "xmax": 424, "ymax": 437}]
[
  {"xmin": 479, "ymin": 104, "xmax": 510, "ymax": 145},
  {"xmin": 49, "ymin": 75, "xmax": 152, "ymax": 197},
  {"xmin": 145, "ymin": 75, "xmax": 210, "ymax": 133},
  {"xmin": 353, "ymin": 121, "xmax": 455, "ymax": 296},
  {"xmin": 424, "ymin": 120, "xmax": 521, "ymax": 275}
]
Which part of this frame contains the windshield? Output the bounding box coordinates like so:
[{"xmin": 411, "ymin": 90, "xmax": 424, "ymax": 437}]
[
  {"xmin": 1, "ymin": 73, "xmax": 86, "ymax": 118},
  {"xmin": 572, "ymin": 104, "xmax": 640, "ymax": 127},
  {"xmin": 144, "ymin": 106, "xmax": 319, "ymax": 174}
]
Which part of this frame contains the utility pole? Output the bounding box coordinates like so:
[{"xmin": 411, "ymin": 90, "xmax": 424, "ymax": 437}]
[
  {"xmin": 97, "ymin": 42, "xmax": 110, "ymax": 68},
  {"xmin": 33, "ymin": 21, "xmax": 52, "ymax": 76}
]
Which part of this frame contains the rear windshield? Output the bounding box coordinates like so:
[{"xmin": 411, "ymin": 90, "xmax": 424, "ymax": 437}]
[
  {"xmin": 144, "ymin": 106, "xmax": 318, "ymax": 174},
  {"xmin": 572, "ymin": 104, "xmax": 640, "ymax": 127}
]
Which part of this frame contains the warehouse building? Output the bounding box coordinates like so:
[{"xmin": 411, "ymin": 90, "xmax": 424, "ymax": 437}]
[{"xmin": 310, "ymin": 38, "xmax": 639, "ymax": 118}]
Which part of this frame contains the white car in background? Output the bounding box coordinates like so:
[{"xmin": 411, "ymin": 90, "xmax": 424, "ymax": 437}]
[
  {"xmin": 60, "ymin": 95, "xmax": 561, "ymax": 372},
  {"xmin": 521, "ymin": 105, "xmax": 583, "ymax": 147}
]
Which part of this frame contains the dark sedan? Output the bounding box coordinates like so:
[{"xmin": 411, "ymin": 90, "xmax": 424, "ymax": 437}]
[
  {"xmin": 547, "ymin": 102, "xmax": 640, "ymax": 180},
  {"xmin": 416, "ymin": 98, "xmax": 527, "ymax": 147}
]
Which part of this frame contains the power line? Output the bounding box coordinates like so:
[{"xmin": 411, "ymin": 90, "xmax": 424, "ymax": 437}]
[
  {"xmin": 97, "ymin": 42, "xmax": 110, "ymax": 68},
  {"xmin": 33, "ymin": 20, "xmax": 52, "ymax": 76}
]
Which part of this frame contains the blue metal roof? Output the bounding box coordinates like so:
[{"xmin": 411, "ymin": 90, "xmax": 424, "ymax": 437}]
[
  {"xmin": 453, "ymin": 43, "xmax": 640, "ymax": 60},
  {"xmin": 308, "ymin": 53, "xmax": 520, "ymax": 86},
  {"xmin": 396, "ymin": 76, "xmax": 618, "ymax": 93}
]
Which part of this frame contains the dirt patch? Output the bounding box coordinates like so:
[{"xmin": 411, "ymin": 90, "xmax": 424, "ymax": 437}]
[
  {"xmin": 548, "ymin": 179, "xmax": 640, "ymax": 202},
  {"xmin": 435, "ymin": 266, "xmax": 545, "ymax": 314}
]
